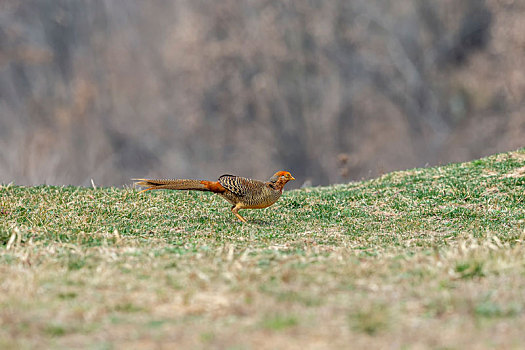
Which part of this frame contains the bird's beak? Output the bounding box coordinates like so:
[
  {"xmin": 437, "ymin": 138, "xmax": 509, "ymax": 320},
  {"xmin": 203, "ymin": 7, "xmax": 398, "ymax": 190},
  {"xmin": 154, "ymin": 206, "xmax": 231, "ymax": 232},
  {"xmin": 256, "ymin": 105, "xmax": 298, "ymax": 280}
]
[{"xmin": 290, "ymin": 176, "xmax": 296, "ymax": 181}]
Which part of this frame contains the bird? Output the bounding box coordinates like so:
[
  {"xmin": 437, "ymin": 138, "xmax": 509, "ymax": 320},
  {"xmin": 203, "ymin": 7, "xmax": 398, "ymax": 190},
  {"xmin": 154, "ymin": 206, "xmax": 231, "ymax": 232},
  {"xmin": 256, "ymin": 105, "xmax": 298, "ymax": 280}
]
[{"xmin": 134, "ymin": 171, "xmax": 295, "ymax": 223}]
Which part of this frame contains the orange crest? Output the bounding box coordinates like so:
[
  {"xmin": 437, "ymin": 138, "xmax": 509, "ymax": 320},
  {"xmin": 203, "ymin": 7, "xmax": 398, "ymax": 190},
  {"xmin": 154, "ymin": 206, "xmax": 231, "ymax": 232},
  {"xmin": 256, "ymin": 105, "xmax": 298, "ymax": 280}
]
[{"xmin": 271, "ymin": 171, "xmax": 295, "ymax": 182}]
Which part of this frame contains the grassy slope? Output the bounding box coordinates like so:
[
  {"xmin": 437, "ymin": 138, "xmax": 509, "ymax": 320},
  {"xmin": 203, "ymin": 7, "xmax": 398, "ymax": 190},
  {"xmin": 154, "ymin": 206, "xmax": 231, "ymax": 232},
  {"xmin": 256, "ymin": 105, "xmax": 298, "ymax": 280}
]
[{"xmin": 0, "ymin": 149, "xmax": 524, "ymax": 349}]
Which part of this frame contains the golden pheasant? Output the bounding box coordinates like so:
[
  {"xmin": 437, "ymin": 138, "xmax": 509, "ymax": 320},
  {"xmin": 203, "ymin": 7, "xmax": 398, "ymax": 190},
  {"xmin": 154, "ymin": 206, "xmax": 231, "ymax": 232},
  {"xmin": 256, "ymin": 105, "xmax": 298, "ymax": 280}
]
[{"xmin": 134, "ymin": 171, "xmax": 295, "ymax": 222}]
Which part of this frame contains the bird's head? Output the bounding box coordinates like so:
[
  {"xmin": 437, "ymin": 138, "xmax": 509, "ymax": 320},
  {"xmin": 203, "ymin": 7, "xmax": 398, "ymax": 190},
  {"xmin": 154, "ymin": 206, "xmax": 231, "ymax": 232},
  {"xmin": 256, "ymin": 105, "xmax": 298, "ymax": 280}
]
[{"xmin": 269, "ymin": 171, "xmax": 295, "ymax": 186}]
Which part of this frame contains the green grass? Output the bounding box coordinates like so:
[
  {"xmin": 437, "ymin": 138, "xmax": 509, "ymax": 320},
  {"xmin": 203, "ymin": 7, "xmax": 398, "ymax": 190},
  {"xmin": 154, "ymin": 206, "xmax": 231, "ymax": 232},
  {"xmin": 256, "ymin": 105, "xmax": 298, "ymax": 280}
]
[{"xmin": 1, "ymin": 149, "xmax": 525, "ymax": 349}]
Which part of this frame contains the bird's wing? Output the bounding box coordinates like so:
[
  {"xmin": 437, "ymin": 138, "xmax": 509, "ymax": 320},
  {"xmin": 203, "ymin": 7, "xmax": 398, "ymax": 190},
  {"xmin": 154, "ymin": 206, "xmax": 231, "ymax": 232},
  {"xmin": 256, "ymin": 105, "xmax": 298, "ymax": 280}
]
[{"xmin": 218, "ymin": 175, "xmax": 260, "ymax": 197}]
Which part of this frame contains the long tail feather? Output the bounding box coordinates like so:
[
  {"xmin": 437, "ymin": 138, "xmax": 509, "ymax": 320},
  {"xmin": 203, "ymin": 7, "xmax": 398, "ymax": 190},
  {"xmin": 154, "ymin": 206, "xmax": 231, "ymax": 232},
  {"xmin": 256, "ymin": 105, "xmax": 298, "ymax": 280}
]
[{"xmin": 133, "ymin": 179, "xmax": 226, "ymax": 193}]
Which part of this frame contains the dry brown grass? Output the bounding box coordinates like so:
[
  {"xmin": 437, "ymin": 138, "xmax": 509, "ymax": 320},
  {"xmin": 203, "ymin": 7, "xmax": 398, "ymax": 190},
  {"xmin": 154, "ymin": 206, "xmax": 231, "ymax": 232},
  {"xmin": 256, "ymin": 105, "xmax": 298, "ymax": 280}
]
[{"xmin": 0, "ymin": 149, "xmax": 524, "ymax": 348}]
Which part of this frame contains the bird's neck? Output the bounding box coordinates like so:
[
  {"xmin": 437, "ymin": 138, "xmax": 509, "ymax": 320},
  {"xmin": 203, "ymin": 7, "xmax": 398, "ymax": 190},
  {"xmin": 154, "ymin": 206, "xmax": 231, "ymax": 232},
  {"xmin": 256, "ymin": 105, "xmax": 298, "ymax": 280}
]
[{"xmin": 269, "ymin": 179, "xmax": 288, "ymax": 192}]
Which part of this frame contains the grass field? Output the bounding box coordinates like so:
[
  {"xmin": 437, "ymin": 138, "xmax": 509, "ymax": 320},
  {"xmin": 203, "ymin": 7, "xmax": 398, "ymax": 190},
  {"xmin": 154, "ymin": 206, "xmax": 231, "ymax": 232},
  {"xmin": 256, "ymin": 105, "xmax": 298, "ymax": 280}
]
[{"xmin": 1, "ymin": 149, "xmax": 524, "ymax": 349}]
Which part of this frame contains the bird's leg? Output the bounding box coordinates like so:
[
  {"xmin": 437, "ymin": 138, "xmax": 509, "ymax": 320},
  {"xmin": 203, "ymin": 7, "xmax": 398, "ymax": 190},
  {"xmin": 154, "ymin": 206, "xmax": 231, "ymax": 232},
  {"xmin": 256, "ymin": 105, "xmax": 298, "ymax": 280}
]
[{"xmin": 231, "ymin": 205, "xmax": 247, "ymax": 223}]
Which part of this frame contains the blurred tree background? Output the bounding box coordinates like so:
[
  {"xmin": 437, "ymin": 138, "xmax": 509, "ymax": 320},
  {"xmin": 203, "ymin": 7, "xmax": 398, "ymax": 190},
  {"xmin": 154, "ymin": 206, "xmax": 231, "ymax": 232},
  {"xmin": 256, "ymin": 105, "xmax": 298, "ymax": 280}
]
[{"xmin": 0, "ymin": 0, "xmax": 523, "ymax": 187}]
